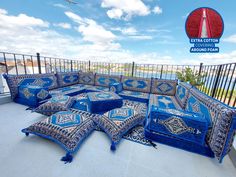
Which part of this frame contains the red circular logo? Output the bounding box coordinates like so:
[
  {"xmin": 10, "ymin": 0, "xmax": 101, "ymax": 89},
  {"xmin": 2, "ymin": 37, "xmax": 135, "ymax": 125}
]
[{"xmin": 186, "ymin": 7, "xmax": 224, "ymax": 38}]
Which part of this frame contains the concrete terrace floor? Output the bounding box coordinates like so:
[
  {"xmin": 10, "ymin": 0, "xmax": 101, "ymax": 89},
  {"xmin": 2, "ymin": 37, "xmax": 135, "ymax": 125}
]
[{"xmin": 0, "ymin": 102, "xmax": 236, "ymax": 177}]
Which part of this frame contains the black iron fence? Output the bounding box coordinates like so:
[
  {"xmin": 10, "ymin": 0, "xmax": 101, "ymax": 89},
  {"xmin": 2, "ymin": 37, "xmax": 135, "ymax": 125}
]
[{"xmin": 0, "ymin": 52, "xmax": 235, "ymax": 107}]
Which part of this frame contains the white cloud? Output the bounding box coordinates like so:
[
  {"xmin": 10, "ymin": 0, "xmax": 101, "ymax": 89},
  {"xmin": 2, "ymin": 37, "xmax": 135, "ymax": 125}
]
[
  {"xmin": 198, "ymin": 50, "xmax": 236, "ymax": 64},
  {"xmin": 107, "ymin": 8, "xmax": 123, "ymax": 19},
  {"xmin": 0, "ymin": 8, "xmax": 180, "ymax": 65},
  {"xmin": 121, "ymin": 27, "xmax": 137, "ymax": 35},
  {"xmin": 53, "ymin": 22, "xmax": 71, "ymax": 29},
  {"xmin": 153, "ymin": 6, "xmax": 162, "ymax": 15},
  {"xmin": 65, "ymin": 11, "xmax": 119, "ymax": 49},
  {"xmin": 111, "ymin": 27, "xmax": 137, "ymax": 35},
  {"xmin": 53, "ymin": 3, "xmax": 67, "ymax": 9},
  {"xmin": 129, "ymin": 35, "xmax": 152, "ymax": 40},
  {"xmin": 0, "ymin": 9, "xmax": 49, "ymax": 28},
  {"xmin": 222, "ymin": 34, "xmax": 236, "ymax": 43},
  {"xmin": 101, "ymin": 0, "xmax": 150, "ymax": 20}
]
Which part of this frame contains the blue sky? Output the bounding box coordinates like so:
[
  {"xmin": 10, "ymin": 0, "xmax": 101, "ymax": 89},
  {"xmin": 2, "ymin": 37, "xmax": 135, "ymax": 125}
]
[{"xmin": 0, "ymin": 0, "xmax": 236, "ymax": 64}]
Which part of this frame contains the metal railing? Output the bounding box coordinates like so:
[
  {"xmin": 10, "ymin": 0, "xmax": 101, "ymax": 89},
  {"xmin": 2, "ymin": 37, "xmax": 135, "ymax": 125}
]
[{"xmin": 0, "ymin": 51, "xmax": 235, "ymax": 107}]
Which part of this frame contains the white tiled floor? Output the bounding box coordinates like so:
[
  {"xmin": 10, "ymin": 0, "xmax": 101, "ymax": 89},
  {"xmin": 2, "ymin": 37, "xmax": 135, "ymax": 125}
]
[{"xmin": 0, "ymin": 102, "xmax": 235, "ymax": 177}]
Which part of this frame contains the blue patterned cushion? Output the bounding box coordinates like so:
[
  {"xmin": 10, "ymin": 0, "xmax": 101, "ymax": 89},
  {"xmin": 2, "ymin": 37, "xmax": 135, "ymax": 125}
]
[
  {"xmin": 56, "ymin": 72, "xmax": 79, "ymax": 87},
  {"xmin": 119, "ymin": 90, "xmax": 149, "ymax": 103},
  {"xmin": 148, "ymin": 107, "xmax": 208, "ymax": 145},
  {"xmin": 21, "ymin": 110, "xmax": 97, "ymax": 163},
  {"xmin": 185, "ymin": 90, "xmax": 212, "ymax": 126},
  {"xmin": 151, "ymin": 79, "xmax": 177, "ymax": 96},
  {"xmin": 149, "ymin": 94, "xmax": 182, "ymax": 111},
  {"xmin": 186, "ymin": 88, "xmax": 236, "ymax": 162},
  {"xmin": 91, "ymin": 100, "xmax": 146, "ymax": 150},
  {"xmin": 109, "ymin": 82, "xmax": 123, "ymax": 94},
  {"xmin": 18, "ymin": 85, "xmax": 50, "ymax": 107},
  {"xmin": 71, "ymin": 93, "xmax": 89, "ymax": 111},
  {"xmin": 34, "ymin": 95, "xmax": 75, "ymax": 116},
  {"xmin": 79, "ymin": 72, "xmax": 95, "ymax": 85},
  {"xmin": 49, "ymin": 84, "xmax": 86, "ymax": 96},
  {"xmin": 121, "ymin": 76, "xmax": 151, "ymax": 93},
  {"xmin": 87, "ymin": 92, "xmax": 123, "ymax": 113},
  {"xmin": 85, "ymin": 85, "xmax": 109, "ymax": 92},
  {"xmin": 95, "ymin": 74, "xmax": 121, "ymax": 87},
  {"xmin": 175, "ymin": 82, "xmax": 192, "ymax": 109},
  {"xmin": 3, "ymin": 73, "xmax": 58, "ymax": 100}
]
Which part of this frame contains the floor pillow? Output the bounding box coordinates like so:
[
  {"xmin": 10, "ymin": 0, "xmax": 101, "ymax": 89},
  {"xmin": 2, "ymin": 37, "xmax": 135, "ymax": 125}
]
[
  {"xmin": 22, "ymin": 110, "xmax": 97, "ymax": 163},
  {"xmin": 33, "ymin": 95, "xmax": 75, "ymax": 116},
  {"xmin": 91, "ymin": 100, "xmax": 147, "ymax": 150}
]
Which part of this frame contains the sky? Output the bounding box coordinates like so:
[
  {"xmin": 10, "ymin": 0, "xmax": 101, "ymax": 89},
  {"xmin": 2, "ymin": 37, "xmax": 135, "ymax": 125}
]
[{"xmin": 0, "ymin": 0, "xmax": 236, "ymax": 65}]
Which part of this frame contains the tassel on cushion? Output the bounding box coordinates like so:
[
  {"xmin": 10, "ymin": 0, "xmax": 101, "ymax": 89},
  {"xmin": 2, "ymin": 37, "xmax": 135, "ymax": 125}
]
[{"xmin": 61, "ymin": 153, "xmax": 73, "ymax": 164}]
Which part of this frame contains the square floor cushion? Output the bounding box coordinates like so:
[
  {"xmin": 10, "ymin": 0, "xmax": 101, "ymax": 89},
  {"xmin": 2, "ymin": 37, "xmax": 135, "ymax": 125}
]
[
  {"xmin": 33, "ymin": 95, "xmax": 75, "ymax": 116},
  {"xmin": 91, "ymin": 100, "xmax": 147, "ymax": 150},
  {"xmin": 87, "ymin": 91, "xmax": 123, "ymax": 113},
  {"xmin": 22, "ymin": 110, "xmax": 97, "ymax": 163}
]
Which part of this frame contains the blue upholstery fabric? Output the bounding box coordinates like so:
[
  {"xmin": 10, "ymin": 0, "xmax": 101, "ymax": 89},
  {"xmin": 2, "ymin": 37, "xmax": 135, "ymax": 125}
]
[
  {"xmin": 95, "ymin": 73, "xmax": 121, "ymax": 87},
  {"xmin": 186, "ymin": 87, "xmax": 236, "ymax": 162},
  {"xmin": 175, "ymin": 82, "xmax": 192, "ymax": 109},
  {"xmin": 148, "ymin": 107, "xmax": 208, "ymax": 145},
  {"xmin": 56, "ymin": 72, "xmax": 79, "ymax": 87},
  {"xmin": 71, "ymin": 93, "xmax": 89, "ymax": 111},
  {"xmin": 49, "ymin": 84, "xmax": 86, "ymax": 96},
  {"xmin": 78, "ymin": 72, "xmax": 95, "ymax": 85},
  {"xmin": 119, "ymin": 90, "xmax": 149, "ymax": 103},
  {"xmin": 21, "ymin": 110, "xmax": 97, "ymax": 162},
  {"xmin": 87, "ymin": 92, "xmax": 123, "ymax": 113},
  {"xmin": 149, "ymin": 94, "xmax": 182, "ymax": 110},
  {"xmin": 85, "ymin": 85, "xmax": 109, "ymax": 92},
  {"xmin": 91, "ymin": 100, "xmax": 147, "ymax": 149},
  {"xmin": 33, "ymin": 95, "xmax": 75, "ymax": 116},
  {"xmin": 151, "ymin": 79, "xmax": 177, "ymax": 96},
  {"xmin": 185, "ymin": 90, "xmax": 213, "ymax": 126},
  {"xmin": 18, "ymin": 85, "xmax": 50, "ymax": 107},
  {"xmin": 3, "ymin": 73, "xmax": 58, "ymax": 100},
  {"xmin": 109, "ymin": 82, "xmax": 123, "ymax": 94},
  {"xmin": 121, "ymin": 76, "xmax": 151, "ymax": 93}
]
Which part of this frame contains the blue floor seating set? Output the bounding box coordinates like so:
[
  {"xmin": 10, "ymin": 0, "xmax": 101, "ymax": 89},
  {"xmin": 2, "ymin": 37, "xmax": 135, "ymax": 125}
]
[{"xmin": 3, "ymin": 71, "xmax": 236, "ymax": 163}]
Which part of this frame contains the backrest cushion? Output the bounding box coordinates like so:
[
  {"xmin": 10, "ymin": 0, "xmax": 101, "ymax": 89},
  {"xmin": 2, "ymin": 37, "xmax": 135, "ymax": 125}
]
[
  {"xmin": 78, "ymin": 72, "xmax": 95, "ymax": 85},
  {"xmin": 175, "ymin": 82, "xmax": 192, "ymax": 109},
  {"xmin": 151, "ymin": 79, "xmax": 177, "ymax": 96},
  {"xmin": 3, "ymin": 73, "xmax": 58, "ymax": 99},
  {"xmin": 56, "ymin": 72, "xmax": 79, "ymax": 87},
  {"xmin": 185, "ymin": 87, "xmax": 236, "ymax": 162},
  {"xmin": 95, "ymin": 73, "xmax": 121, "ymax": 87},
  {"xmin": 121, "ymin": 76, "xmax": 151, "ymax": 93},
  {"xmin": 185, "ymin": 88, "xmax": 213, "ymax": 126}
]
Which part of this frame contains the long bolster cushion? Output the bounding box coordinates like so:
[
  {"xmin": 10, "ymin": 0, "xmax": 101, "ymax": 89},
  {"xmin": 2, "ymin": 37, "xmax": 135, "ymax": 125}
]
[{"xmin": 3, "ymin": 73, "xmax": 58, "ymax": 100}]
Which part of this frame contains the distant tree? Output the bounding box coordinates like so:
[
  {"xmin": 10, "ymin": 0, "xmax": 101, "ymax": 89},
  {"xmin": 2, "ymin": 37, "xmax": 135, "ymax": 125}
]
[{"xmin": 176, "ymin": 67, "xmax": 206, "ymax": 86}]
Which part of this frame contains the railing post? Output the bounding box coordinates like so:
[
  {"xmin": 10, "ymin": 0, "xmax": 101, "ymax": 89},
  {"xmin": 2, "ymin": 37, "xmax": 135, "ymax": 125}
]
[
  {"xmin": 198, "ymin": 62, "xmax": 203, "ymax": 76},
  {"xmin": 108, "ymin": 63, "xmax": 111, "ymax": 75},
  {"xmin": 88, "ymin": 60, "xmax": 91, "ymax": 71},
  {"xmin": 160, "ymin": 65, "xmax": 163, "ymax": 79},
  {"xmin": 211, "ymin": 65, "xmax": 222, "ymax": 97},
  {"xmin": 131, "ymin": 62, "xmax": 135, "ymax": 77},
  {"xmin": 36, "ymin": 53, "xmax": 42, "ymax": 74},
  {"xmin": 70, "ymin": 60, "xmax": 73, "ymax": 71}
]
